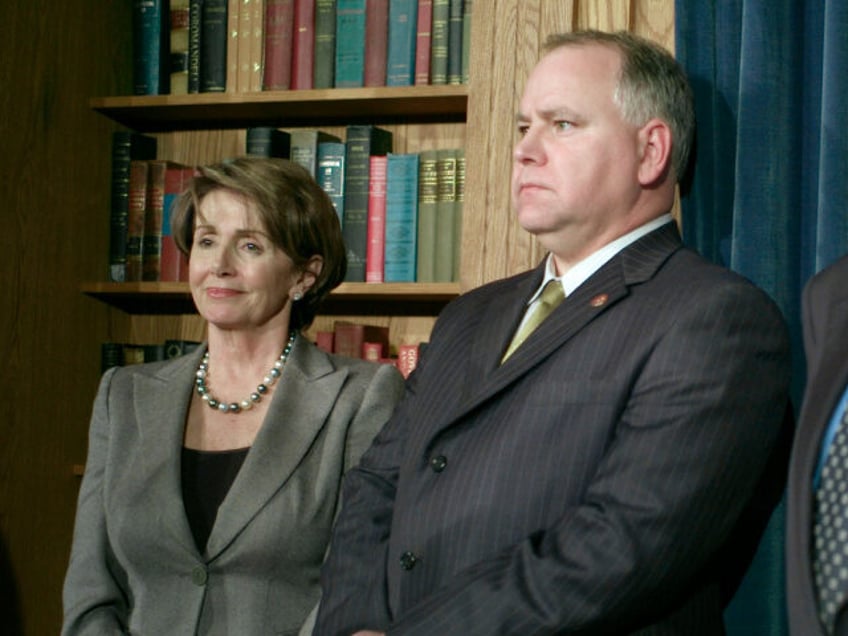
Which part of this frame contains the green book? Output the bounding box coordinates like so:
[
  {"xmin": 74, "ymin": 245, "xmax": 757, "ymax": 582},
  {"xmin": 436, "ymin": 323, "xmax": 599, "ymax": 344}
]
[
  {"xmin": 434, "ymin": 148, "xmax": 458, "ymax": 282},
  {"xmin": 313, "ymin": 0, "xmax": 337, "ymax": 88},
  {"xmin": 415, "ymin": 149, "xmax": 439, "ymax": 282}
]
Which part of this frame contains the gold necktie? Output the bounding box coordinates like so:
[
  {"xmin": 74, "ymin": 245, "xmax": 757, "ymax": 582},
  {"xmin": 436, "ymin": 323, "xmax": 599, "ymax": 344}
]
[{"xmin": 501, "ymin": 280, "xmax": 565, "ymax": 362}]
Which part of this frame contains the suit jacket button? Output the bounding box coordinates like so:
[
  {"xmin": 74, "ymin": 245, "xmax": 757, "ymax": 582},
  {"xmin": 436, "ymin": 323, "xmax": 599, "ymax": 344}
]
[
  {"xmin": 430, "ymin": 455, "xmax": 447, "ymax": 472},
  {"xmin": 191, "ymin": 565, "xmax": 208, "ymax": 586},
  {"xmin": 399, "ymin": 551, "xmax": 418, "ymax": 571}
]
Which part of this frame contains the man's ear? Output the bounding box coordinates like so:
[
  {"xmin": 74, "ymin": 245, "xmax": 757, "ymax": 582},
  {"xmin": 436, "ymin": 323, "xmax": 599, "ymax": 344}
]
[{"xmin": 637, "ymin": 118, "xmax": 673, "ymax": 186}]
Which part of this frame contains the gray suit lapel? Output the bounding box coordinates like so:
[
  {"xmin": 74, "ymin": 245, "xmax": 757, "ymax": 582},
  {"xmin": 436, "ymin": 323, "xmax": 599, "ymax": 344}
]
[
  {"xmin": 206, "ymin": 335, "xmax": 348, "ymax": 559},
  {"xmin": 136, "ymin": 349, "xmax": 204, "ymax": 557}
]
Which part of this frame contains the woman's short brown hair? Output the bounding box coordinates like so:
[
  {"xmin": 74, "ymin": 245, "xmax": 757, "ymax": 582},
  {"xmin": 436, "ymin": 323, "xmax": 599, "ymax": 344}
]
[{"xmin": 171, "ymin": 156, "xmax": 347, "ymax": 330}]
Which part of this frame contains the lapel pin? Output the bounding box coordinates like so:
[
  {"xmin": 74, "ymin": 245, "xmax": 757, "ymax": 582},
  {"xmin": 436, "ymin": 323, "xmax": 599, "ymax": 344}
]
[{"xmin": 589, "ymin": 293, "xmax": 608, "ymax": 308}]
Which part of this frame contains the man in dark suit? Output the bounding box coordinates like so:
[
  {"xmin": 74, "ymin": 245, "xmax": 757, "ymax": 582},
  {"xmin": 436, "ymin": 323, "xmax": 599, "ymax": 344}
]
[
  {"xmin": 787, "ymin": 254, "xmax": 848, "ymax": 635},
  {"xmin": 315, "ymin": 30, "xmax": 792, "ymax": 635}
]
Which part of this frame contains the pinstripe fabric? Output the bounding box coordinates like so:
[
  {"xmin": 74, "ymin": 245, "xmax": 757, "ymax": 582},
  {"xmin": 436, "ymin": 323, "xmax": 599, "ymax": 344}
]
[
  {"xmin": 787, "ymin": 254, "xmax": 848, "ymax": 636},
  {"xmin": 316, "ymin": 223, "xmax": 792, "ymax": 636}
]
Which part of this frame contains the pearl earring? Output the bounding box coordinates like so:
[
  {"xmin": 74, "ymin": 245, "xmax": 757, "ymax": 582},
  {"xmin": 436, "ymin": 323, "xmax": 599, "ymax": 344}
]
[{"xmin": 293, "ymin": 291, "xmax": 303, "ymax": 301}]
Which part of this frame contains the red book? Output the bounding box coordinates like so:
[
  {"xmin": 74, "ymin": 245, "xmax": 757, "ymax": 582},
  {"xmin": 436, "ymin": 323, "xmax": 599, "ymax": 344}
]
[
  {"xmin": 362, "ymin": 341, "xmax": 383, "ymax": 361},
  {"xmin": 263, "ymin": 0, "xmax": 295, "ymax": 89},
  {"xmin": 315, "ymin": 330, "xmax": 334, "ymax": 353},
  {"xmin": 397, "ymin": 343, "xmax": 419, "ymax": 378},
  {"xmin": 365, "ymin": 155, "xmax": 388, "ymax": 283},
  {"xmin": 414, "ymin": 0, "xmax": 433, "ymax": 85},
  {"xmin": 161, "ymin": 164, "xmax": 195, "ymax": 281},
  {"xmin": 290, "ymin": 0, "xmax": 315, "ymax": 89},
  {"xmin": 364, "ymin": 0, "xmax": 388, "ymax": 86},
  {"xmin": 333, "ymin": 322, "xmax": 389, "ymax": 359},
  {"xmin": 126, "ymin": 160, "xmax": 150, "ymax": 282}
]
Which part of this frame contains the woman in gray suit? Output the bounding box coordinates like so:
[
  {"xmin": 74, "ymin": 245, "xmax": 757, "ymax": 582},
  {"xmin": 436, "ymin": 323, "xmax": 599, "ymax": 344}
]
[{"xmin": 62, "ymin": 157, "xmax": 405, "ymax": 635}]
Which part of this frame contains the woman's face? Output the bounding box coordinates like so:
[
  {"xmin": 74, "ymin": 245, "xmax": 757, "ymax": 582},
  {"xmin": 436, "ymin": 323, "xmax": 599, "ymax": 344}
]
[{"xmin": 189, "ymin": 188, "xmax": 307, "ymax": 333}]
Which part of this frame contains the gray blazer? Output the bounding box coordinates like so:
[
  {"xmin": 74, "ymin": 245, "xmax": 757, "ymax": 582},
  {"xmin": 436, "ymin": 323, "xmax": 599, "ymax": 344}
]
[
  {"xmin": 316, "ymin": 223, "xmax": 793, "ymax": 635},
  {"xmin": 62, "ymin": 334, "xmax": 405, "ymax": 636},
  {"xmin": 787, "ymin": 254, "xmax": 848, "ymax": 635}
]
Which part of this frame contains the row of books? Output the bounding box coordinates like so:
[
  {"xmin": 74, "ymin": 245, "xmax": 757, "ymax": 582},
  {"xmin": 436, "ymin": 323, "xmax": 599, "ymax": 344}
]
[
  {"xmin": 102, "ymin": 328, "xmax": 420, "ymax": 377},
  {"xmin": 250, "ymin": 126, "xmax": 466, "ymax": 283},
  {"xmin": 108, "ymin": 127, "xmax": 464, "ymax": 284},
  {"xmin": 134, "ymin": 0, "xmax": 472, "ymax": 96},
  {"xmin": 101, "ymin": 339, "xmax": 201, "ymax": 372},
  {"xmin": 316, "ymin": 322, "xmax": 421, "ymax": 378}
]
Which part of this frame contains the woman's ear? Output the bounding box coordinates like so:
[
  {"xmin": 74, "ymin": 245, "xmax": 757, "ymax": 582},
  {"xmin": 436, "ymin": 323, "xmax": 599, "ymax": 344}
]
[{"xmin": 292, "ymin": 255, "xmax": 324, "ymax": 299}]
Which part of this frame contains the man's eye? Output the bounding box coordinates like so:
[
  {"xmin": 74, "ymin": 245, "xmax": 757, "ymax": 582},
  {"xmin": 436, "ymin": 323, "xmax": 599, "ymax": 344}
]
[
  {"xmin": 517, "ymin": 124, "xmax": 530, "ymax": 136},
  {"xmin": 554, "ymin": 120, "xmax": 573, "ymax": 131}
]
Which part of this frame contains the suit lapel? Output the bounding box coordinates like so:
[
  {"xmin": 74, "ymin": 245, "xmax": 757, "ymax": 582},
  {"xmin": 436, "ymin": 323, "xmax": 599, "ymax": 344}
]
[
  {"xmin": 453, "ymin": 222, "xmax": 682, "ymax": 427},
  {"xmin": 136, "ymin": 349, "xmax": 204, "ymax": 557},
  {"xmin": 206, "ymin": 335, "xmax": 348, "ymax": 559}
]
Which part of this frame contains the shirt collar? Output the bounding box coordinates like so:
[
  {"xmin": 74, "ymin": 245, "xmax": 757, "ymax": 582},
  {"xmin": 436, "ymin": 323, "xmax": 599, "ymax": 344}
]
[{"xmin": 527, "ymin": 214, "xmax": 674, "ymax": 304}]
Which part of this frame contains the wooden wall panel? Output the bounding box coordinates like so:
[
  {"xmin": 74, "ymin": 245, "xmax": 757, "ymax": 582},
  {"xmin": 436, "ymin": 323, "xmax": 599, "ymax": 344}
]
[{"xmin": 0, "ymin": 1, "xmax": 132, "ymax": 633}]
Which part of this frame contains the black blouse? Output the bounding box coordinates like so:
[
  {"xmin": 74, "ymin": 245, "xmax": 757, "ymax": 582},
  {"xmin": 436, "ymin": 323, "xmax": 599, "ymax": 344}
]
[{"xmin": 181, "ymin": 446, "xmax": 250, "ymax": 552}]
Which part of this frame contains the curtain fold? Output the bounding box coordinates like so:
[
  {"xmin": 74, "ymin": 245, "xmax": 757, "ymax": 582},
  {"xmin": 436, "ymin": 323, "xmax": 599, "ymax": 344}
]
[{"xmin": 676, "ymin": 1, "xmax": 848, "ymax": 634}]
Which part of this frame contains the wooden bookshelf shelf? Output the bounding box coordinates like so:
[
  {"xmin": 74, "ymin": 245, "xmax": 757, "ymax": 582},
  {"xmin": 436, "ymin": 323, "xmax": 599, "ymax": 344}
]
[
  {"xmin": 90, "ymin": 85, "xmax": 468, "ymax": 132},
  {"xmin": 81, "ymin": 281, "xmax": 461, "ymax": 316}
]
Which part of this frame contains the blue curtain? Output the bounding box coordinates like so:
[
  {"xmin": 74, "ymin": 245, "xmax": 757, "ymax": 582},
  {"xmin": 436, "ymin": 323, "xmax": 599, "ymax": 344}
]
[{"xmin": 675, "ymin": 1, "xmax": 848, "ymax": 634}]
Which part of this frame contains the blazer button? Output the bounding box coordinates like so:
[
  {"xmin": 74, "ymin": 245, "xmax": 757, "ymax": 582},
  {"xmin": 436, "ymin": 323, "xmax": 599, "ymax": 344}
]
[
  {"xmin": 191, "ymin": 565, "xmax": 208, "ymax": 586},
  {"xmin": 430, "ymin": 455, "xmax": 447, "ymax": 473},
  {"xmin": 399, "ymin": 551, "xmax": 419, "ymax": 571}
]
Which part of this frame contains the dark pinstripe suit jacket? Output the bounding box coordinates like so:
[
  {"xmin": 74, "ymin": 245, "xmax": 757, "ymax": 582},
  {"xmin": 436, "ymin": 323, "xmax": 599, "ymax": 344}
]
[
  {"xmin": 316, "ymin": 223, "xmax": 792, "ymax": 635},
  {"xmin": 787, "ymin": 254, "xmax": 848, "ymax": 636}
]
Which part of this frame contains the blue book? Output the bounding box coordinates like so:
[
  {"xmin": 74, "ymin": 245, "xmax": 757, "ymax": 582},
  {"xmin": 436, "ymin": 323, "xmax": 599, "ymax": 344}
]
[
  {"xmin": 334, "ymin": 0, "xmax": 366, "ymax": 87},
  {"xmin": 133, "ymin": 0, "xmax": 170, "ymax": 94},
  {"xmin": 384, "ymin": 153, "xmax": 419, "ymax": 282},
  {"xmin": 386, "ymin": 0, "xmax": 418, "ymax": 86},
  {"xmin": 316, "ymin": 141, "xmax": 347, "ymax": 225}
]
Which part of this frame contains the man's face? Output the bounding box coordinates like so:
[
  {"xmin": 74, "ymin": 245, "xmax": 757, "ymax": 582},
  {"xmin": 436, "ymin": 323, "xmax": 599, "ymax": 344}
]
[{"xmin": 511, "ymin": 43, "xmax": 644, "ymax": 268}]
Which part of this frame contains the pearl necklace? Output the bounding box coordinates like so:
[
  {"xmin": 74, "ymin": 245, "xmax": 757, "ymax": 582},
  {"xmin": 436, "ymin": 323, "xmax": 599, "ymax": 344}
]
[{"xmin": 195, "ymin": 331, "xmax": 297, "ymax": 414}]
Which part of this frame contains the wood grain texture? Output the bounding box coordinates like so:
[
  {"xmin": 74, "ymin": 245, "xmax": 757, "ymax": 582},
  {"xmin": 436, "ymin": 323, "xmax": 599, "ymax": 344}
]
[{"xmin": 0, "ymin": 1, "xmax": 132, "ymax": 633}]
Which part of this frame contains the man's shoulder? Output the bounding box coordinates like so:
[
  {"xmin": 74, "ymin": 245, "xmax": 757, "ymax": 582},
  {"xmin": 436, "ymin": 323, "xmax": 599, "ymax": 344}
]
[{"xmin": 807, "ymin": 252, "xmax": 848, "ymax": 295}]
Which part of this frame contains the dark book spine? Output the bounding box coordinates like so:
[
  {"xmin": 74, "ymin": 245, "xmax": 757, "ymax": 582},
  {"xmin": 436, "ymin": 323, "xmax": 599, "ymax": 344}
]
[
  {"xmin": 109, "ymin": 133, "xmax": 157, "ymax": 282},
  {"xmin": 342, "ymin": 125, "xmax": 393, "ymax": 282},
  {"xmin": 385, "ymin": 0, "xmax": 417, "ymax": 87},
  {"xmin": 429, "ymin": 0, "xmax": 448, "ymax": 84},
  {"xmin": 447, "ymin": 0, "xmax": 463, "ymax": 84},
  {"xmin": 188, "ymin": 0, "xmax": 203, "ymax": 92},
  {"xmin": 200, "ymin": 0, "xmax": 228, "ymax": 92},
  {"xmin": 101, "ymin": 342, "xmax": 125, "ymax": 372},
  {"xmin": 133, "ymin": 0, "xmax": 171, "ymax": 95},
  {"xmin": 316, "ymin": 141, "xmax": 346, "ymax": 224},
  {"xmin": 246, "ymin": 127, "xmax": 292, "ymax": 157},
  {"xmin": 461, "ymin": 0, "xmax": 471, "ymax": 83},
  {"xmin": 313, "ymin": 0, "xmax": 336, "ymax": 88}
]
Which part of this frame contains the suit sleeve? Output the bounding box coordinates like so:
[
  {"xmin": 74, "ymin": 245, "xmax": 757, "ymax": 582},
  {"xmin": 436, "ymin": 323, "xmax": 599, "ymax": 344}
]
[
  {"xmin": 62, "ymin": 367, "xmax": 129, "ymax": 636},
  {"xmin": 385, "ymin": 283, "xmax": 790, "ymax": 634}
]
